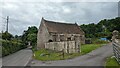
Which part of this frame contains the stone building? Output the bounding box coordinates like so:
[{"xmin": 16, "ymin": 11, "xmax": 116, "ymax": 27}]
[{"xmin": 37, "ymin": 18, "xmax": 85, "ymax": 53}]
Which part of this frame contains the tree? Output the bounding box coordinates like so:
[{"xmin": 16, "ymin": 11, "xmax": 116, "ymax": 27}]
[
  {"xmin": 27, "ymin": 33, "xmax": 37, "ymax": 44},
  {"xmin": 2, "ymin": 31, "xmax": 13, "ymax": 40},
  {"xmin": 21, "ymin": 26, "xmax": 38, "ymax": 48},
  {"xmin": 80, "ymin": 17, "xmax": 120, "ymax": 39}
]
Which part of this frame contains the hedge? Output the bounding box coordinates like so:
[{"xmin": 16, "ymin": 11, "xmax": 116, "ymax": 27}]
[{"xmin": 1, "ymin": 40, "xmax": 26, "ymax": 57}]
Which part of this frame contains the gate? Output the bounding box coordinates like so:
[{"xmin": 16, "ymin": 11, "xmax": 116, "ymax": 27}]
[{"xmin": 113, "ymin": 42, "xmax": 120, "ymax": 64}]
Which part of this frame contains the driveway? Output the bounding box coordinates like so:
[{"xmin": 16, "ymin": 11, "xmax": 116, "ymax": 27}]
[
  {"xmin": 28, "ymin": 43, "xmax": 113, "ymax": 66},
  {"xmin": 2, "ymin": 48, "xmax": 32, "ymax": 66}
]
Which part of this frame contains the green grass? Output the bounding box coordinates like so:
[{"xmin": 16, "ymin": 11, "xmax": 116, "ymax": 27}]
[
  {"xmin": 105, "ymin": 56, "xmax": 120, "ymax": 68},
  {"xmin": 34, "ymin": 49, "xmax": 81, "ymax": 61},
  {"xmin": 34, "ymin": 43, "xmax": 106, "ymax": 61},
  {"xmin": 81, "ymin": 44, "xmax": 105, "ymax": 55}
]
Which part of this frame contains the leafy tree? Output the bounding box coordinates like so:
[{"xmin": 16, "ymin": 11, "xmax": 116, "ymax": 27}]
[
  {"xmin": 2, "ymin": 31, "xmax": 13, "ymax": 40},
  {"xmin": 21, "ymin": 26, "xmax": 38, "ymax": 48},
  {"xmin": 80, "ymin": 17, "xmax": 120, "ymax": 40},
  {"xmin": 27, "ymin": 33, "xmax": 37, "ymax": 44}
]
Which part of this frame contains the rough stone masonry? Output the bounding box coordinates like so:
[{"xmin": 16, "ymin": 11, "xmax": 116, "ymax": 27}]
[{"xmin": 37, "ymin": 18, "xmax": 85, "ymax": 53}]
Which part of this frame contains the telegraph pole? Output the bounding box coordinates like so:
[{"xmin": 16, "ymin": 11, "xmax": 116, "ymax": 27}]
[
  {"xmin": 6, "ymin": 16, "xmax": 9, "ymax": 32},
  {"xmin": 118, "ymin": 1, "xmax": 120, "ymax": 17}
]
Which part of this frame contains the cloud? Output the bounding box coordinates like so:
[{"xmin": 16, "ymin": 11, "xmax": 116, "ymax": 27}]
[
  {"xmin": 62, "ymin": 7, "xmax": 71, "ymax": 14},
  {"xmin": 2, "ymin": 0, "xmax": 120, "ymax": 2},
  {"xmin": 2, "ymin": 3, "xmax": 18, "ymax": 10},
  {"xmin": 0, "ymin": 1, "xmax": 118, "ymax": 35}
]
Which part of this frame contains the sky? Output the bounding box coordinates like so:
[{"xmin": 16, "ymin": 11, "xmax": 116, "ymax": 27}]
[{"xmin": 0, "ymin": 0, "xmax": 120, "ymax": 35}]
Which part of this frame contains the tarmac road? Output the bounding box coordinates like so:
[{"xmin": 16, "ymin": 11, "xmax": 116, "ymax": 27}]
[
  {"xmin": 2, "ymin": 48, "xmax": 32, "ymax": 66},
  {"xmin": 28, "ymin": 43, "xmax": 113, "ymax": 66}
]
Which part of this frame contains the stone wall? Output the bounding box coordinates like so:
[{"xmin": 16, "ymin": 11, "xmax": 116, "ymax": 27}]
[
  {"xmin": 45, "ymin": 41, "xmax": 80, "ymax": 53},
  {"xmin": 37, "ymin": 19, "xmax": 85, "ymax": 49},
  {"xmin": 37, "ymin": 20, "xmax": 50, "ymax": 49},
  {"xmin": 80, "ymin": 35, "xmax": 85, "ymax": 44}
]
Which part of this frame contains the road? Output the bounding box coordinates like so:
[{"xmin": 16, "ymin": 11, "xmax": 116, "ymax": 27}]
[
  {"xmin": 28, "ymin": 43, "xmax": 113, "ymax": 66},
  {"xmin": 2, "ymin": 48, "xmax": 32, "ymax": 66},
  {"xmin": 0, "ymin": 58, "xmax": 2, "ymax": 67}
]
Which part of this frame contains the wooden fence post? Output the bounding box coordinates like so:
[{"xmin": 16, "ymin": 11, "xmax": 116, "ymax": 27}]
[{"xmin": 62, "ymin": 49, "xmax": 64, "ymax": 59}]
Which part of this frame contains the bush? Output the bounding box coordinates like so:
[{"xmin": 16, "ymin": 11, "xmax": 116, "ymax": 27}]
[
  {"xmin": 92, "ymin": 39, "xmax": 109, "ymax": 44},
  {"xmin": 1, "ymin": 40, "xmax": 25, "ymax": 57}
]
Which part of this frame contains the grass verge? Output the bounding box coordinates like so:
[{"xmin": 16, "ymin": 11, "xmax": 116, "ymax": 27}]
[
  {"xmin": 105, "ymin": 56, "xmax": 120, "ymax": 68},
  {"xmin": 34, "ymin": 43, "xmax": 106, "ymax": 61},
  {"xmin": 81, "ymin": 44, "xmax": 105, "ymax": 55},
  {"xmin": 34, "ymin": 49, "xmax": 81, "ymax": 61}
]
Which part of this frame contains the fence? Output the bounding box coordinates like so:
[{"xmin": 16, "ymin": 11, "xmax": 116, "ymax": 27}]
[{"xmin": 113, "ymin": 42, "xmax": 120, "ymax": 64}]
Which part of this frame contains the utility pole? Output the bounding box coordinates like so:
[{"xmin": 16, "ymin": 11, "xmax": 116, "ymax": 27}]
[
  {"xmin": 118, "ymin": 1, "xmax": 120, "ymax": 17},
  {"xmin": 6, "ymin": 16, "xmax": 9, "ymax": 32}
]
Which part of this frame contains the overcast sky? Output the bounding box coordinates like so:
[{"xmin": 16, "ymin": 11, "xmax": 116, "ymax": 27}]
[{"xmin": 0, "ymin": 0, "xmax": 119, "ymax": 35}]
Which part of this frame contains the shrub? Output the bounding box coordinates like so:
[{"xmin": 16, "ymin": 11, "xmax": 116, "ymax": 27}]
[
  {"xmin": 1, "ymin": 40, "xmax": 25, "ymax": 57},
  {"xmin": 92, "ymin": 39, "xmax": 109, "ymax": 44}
]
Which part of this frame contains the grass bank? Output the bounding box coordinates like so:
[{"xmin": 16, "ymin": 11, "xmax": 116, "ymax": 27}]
[
  {"xmin": 34, "ymin": 43, "xmax": 106, "ymax": 61},
  {"xmin": 34, "ymin": 49, "xmax": 81, "ymax": 61},
  {"xmin": 105, "ymin": 56, "xmax": 120, "ymax": 68}
]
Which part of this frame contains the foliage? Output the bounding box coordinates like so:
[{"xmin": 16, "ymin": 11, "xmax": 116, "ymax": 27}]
[
  {"xmin": 22, "ymin": 26, "xmax": 38, "ymax": 48},
  {"xmin": 1, "ymin": 40, "xmax": 25, "ymax": 57},
  {"xmin": 2, "ymin": 31, "xmax": 13, "ymax": 40},
  {"xmin": 27, "ymin": 33, "xmax": 37, "ymax": 44},
  {"xmin": 80, "ymin": 17, "xmax": 120, "ymax": 39},
  {"xmin": 92, "ymin": 39, "xmax": 109, "ymax": 44},
  {"xmin": 1, "ymin": 26, "xmax": 38, "ymax": 57},
  {"xmin": 1, "ymin": 31, "xmax": 27, "ymax": 57},
  {"xmin": 105, "ymin": 56, "xmax": 120, "ymax": 68}
]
